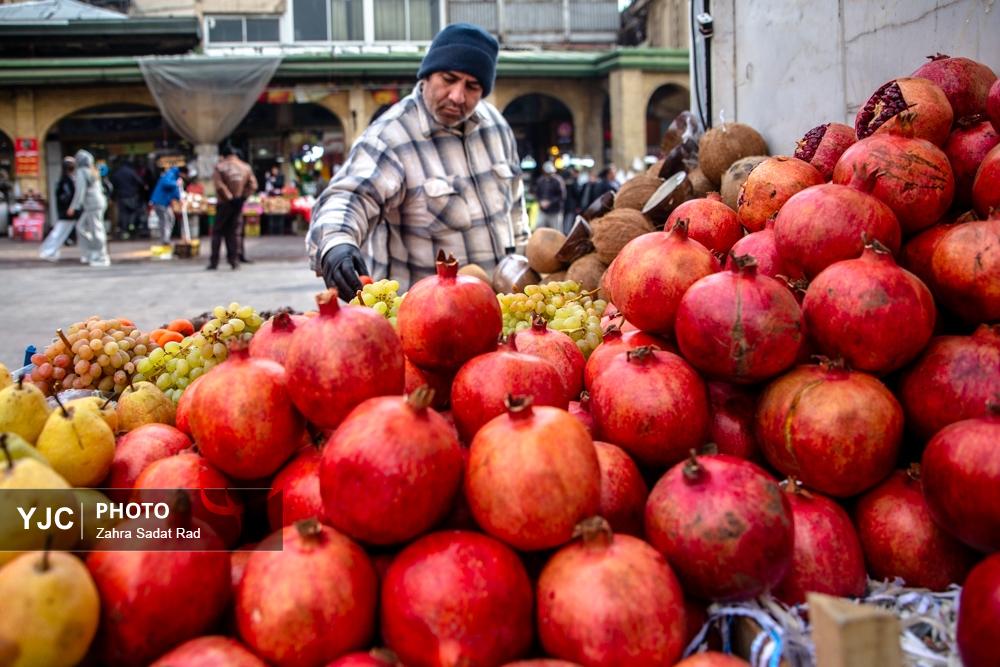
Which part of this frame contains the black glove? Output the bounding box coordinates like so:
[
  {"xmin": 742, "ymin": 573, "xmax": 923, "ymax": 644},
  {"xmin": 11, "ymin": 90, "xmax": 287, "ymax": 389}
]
[{"xmin": 321, "ymin": 244, "xmax": 368, "ymax": 298}]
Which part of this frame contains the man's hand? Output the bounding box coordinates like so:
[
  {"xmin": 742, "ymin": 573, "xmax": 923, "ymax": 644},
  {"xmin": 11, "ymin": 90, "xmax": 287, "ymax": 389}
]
[
  {"xmin": 321, "ymin": 244, "xmax": 368, "ymax": 298},
  {"xmin": 66, "ymin": 208, "xmax": 75, "ymax": 217}
]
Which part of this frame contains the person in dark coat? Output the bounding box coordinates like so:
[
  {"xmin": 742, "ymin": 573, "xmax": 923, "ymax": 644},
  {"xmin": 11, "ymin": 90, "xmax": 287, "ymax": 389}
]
[
  {"xmin": 39, "ymin": 157, "xmax": 80, "ymax": 261},
  {"xmin": 110, "ymin": 159, "xmax": 147, "ymax": 240}
]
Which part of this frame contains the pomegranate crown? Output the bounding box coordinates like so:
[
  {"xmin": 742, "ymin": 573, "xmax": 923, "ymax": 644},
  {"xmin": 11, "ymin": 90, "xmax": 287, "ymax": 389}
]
[
  {"xmin": 271, "ymin": 311, "xmax": 297, "ymax": 332},
  {"xmin": 730, "ymin": 253, "xmax": 758, "ymax": 274},
  {"xmin": 682, "ymin": 449, "xmax": 704, "ymax": 482},
  {"xmin": 406, "ymin": 385, "xmax": 436, "ymax": 412},
  {"xmin": 572, "ymin": 516, "xmax": 614, "ymax": 549},
  {"xmin": 504, "ymin": 394, "xmax": 534, "ymax": 418},
  {"xmin": 626, "ymin": 345, "xmax": 658, "ymax": 363},
  {"xmin": 316, "ymin": 288, "xmax": 342, "ymax": 316},
  {"xmin": 780, "ymin": 476, "xmax": 813, "ymax": 498},
  {"xmin": 906, "ymin": 462, "xmax": 922, "ymax": 482},
  {"xmin": 435, "ymin": 249, "xmax": 460, "ymax": 279}
]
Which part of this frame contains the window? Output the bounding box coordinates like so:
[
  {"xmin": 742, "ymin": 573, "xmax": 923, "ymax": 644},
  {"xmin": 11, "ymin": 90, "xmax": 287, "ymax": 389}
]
[
  {"xmin": 330, "ymin": 0, "xmax": 363, "ymax": 41},
  {"xmin": 246, "ymin": 17, "xmax": 280, "ymax": 42},
  {"xmin": 294, "ymin": 0, "xmax": 329, "ymax": 41},
  {"xmin": 375, "ymin": 0, "xmax": 439, "ymax": 41},
  {"xmin": 208, "ymin": 17, "xmax": 243, "ymax": 43},
  {"xmin": 207, "ymin": 16, "xmax": 280, "ymax": 43}
]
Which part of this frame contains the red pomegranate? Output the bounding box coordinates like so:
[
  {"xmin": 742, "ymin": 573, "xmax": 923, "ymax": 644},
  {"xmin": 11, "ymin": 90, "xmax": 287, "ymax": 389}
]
[
  {"xmin": 921, "ymin": 408, "xmax": 1000, "ymax": 552},
  {"xmin": 645, "ymin": 453, "xmax": 794, "ymax": 601},
  {"xmin": 736, "ymin": 157, "xmax": 824, "ymax": 232},
  {"xmin": 855, "ymin": 466, "xmax": 977, "ymax": 590},
  {"xmin": 727, "ymin": 217, "xmax": 801, "ymax": 280},
  {"xmin": 381, "ymin": 530, "xmax": 534, "ymax": 667},
  {"xmin": 174, "ymin": 372, "xmax": 203, "ymax": 437},
  {"xmin": 803, "ymin": 240, "xmax": 936, "ymax": 374},
  {"xmin": 930, "ymin": 215, "xmax": 1000, "ymax": 322},
  {"xmin": 509, "ymin": 316, "xmax": 586, "ymax": 402},
  {"xmin": 502, "ymin": 662, "xmax": 582, "ymax": 666},
  {"xmin": 675, "ymin": 255, "xmax": 804, "ymax": 383},
  {"xmin": 675, "ymin": 653, "xmax": 751, "ymax": 667},
  {"xmin": 397, "ymin": 251, "xmax": 502, "ymax": 372},
  {"xmin": 568, "ymin": 392, "xmax": 595, "ymax": 435},
  {"xmin": 150, "ymin": 636, "xmax": 267, "ymax": 667},
  {"xmin": 285, "ymin": 289, "xmax": 404, "ymax": 430},
  {"xmin": 972, "ymin": 143, "xmax": 1000, "ymax": 217},
  {"xmin": 664, "ymin": 193, "xmax": 743, "ymax": 254},
  {"xmin": 537, "ymin": 517, "xmax": 686, "ymax": 666},
  {"xmin": 794, "ymin": 122, "xmax": 857, "ymax": 179},
  {"xmin": 267, "ymin": 445, "xmax": 324, "ymax": 530},
  {"xmin": 230, "ymin": 542, "xmax": 256, "ymax": 593},
  {"xmin": 320, "ymin": 387, "xmax": 463, "ymax": 545},
  {"xmin": 832, "ymin": 134, "xmax": 955, "ymax": 235},
  {"xmin": 707, "ymin": 382, "xmax": 759, "ymax": 461},
  {"xmin": 773, "ymin": 181, "xmax": 902, "ymax": 278},
  {"xmin": 248, "ymin": 311, "xmax": 308, "ymax": 366},
  {"xmin": 604, "ymin": 220, "xmax": 720, "ymax": 335},
  {"xmin": 327, "ymin": 649, "xmax": 402, "ymax": 666},
  {"xmin": 990, "ymin": 78, "xmax": 1000, "ymax": 132},
  {"xmin": 237, "ymin": 520, "xmax": 378, "ymax": 666},
  {"xmin": 957, "ymin": 554, "xmax": 1000, "ymax": 667},
  {"xmin": 900, "ymin": 218, "xmax": 965, "ymax": 291},
  {"xmin": 945, "ymin": 120, "xmax": 1000, "ymax": 207},
  {"xmin": 188, "ymin": 346, "xmax": 303, "ymax": 480},
  {"xmin": 856, "ymin": 77, "xmax": 954, "ymax": 146},
  {"xmin": 899, "ymin": 324, "xmax": 1000, "ymax": 441},
  {"xmin": 584, "ymin": 326, "xmax": 673, "ymax": 391},
  {"xmin": 404, "ymin": 356, "xmax": 453, "ymax": 410},
  {"xmin": 594, "ymin": 441, "xmax": 648, "ymax": 536},
  {"xmin": 450, "ymin": 350, "xmax": 567, "ymax": 442},
  {"xmin": 913, "ymin": 54, "xmax": 998, "ymax": 121},
  {"xmin": 772, "ymin": 480, "xmax": 867, "ymax": 605},
  {"xmin": 756, "ymin": 361, "xmax": 903, "ymax": 497},
  {"xmin": 589, "ymin": 347, "xmax": 709, "ymax": 468},
  {"xmin": 466, "ymin": 398, "xmax": 600, "ymax": 550},
  {"xmin": 107, "ymin": 423, "xmax": 191, "ymax": 501}
]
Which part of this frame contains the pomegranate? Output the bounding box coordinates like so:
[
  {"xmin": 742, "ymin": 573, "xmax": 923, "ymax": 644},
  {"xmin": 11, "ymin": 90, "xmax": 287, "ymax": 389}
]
[
  {"xmin": 150, "ymin": 636, "xmax": 267, "ymax": 667},
  {"xmin": 594, "ymin": 441, "xmax": 649, "ymax": 536},
  {"xmin": 398, "ymin": 251, "xmax": 502, "ymax": 372},
  {"xmin": 921, "ymin": 408, "xmax": 1000, "ymax": 552},
  {"xmin": 913, "ymin": 54, "xmax": 998, "ymax": 121},
  {"xmin": 503, "ymin": 662, "xmax": 582, "ymax": 667},
  {"xmin": 794, "ymin": 122, "xmax": 857, "ymax": 179},
  {"xmin": 855, "ymin": 466, "xmax": 978, "ymax": 590},
  {"xmin": 972, "ymin": 143, "xmax": 1000, "ymax": 217},
  {"xmin": 450, "ymin": 350, "xmax": 567, "ymax": 442},
  {"xmin": 803, "ymin": 240, "xmax": 936, "ymax": 374},
  {"xmin": 707, "ymin": 382, "xmax": 759, "ymax": 461},
  {"xmin": 856, "ymin": 77, "xmax": 954, "ymax": 146},
  {"xmin": 664, "ymin": 193, "xmax": 743, "ymax": 254},
  {"xmin": 589, "ymin": 347, "xmax": 709, "ymax": 467},
  {"xmin": 756, "ymin": 361, "xmax": 903, "ymax": 497},
  {"xmin": 267, "ymin": 445, "xmax": 324, "ymax": 529},
  {"xmin": 900, "ymin": 217, "xmax": 965, "ymax": 290},
  {"xmin": 466, "ymin": 397, "xmax": 599, "ymax": 550},
  {"xmin": 174, "ymin": 372, "xmax": 203, "ymax": 437},
  {"xmin": 327, "ymin": 649, "xmax": 402, "ymax": 666},
  {"xmin": 930, "ymin": 215, "xmax": 1000, "ymax": 322},
  {"xmin": 832, "ymin": 133, "xmax": 955, "ymax": 235},
  {"xmin": 957, "ymin": 553, "xmax": 1000, "ymax": 667},
  {"xmin": 773, "ymin": 181, "xmax": 902, "ymax": 278},
  {"xmin": 537, "ymin": 517, "xmax": 686, "ymax": 666},
  {"xmin": 381, "ymin": 530, "xmax": 533, "ymax": 667},
  {"xmin": 188, "ymin": 346, "xmax": 303, "ymax": 480},
  {"xmin": 321, "ymin": 387, "xmax": 463, "ymax": 545},
  {"xmin": 727, "ymin": 217, "xmax": 801, "ymax": 280},
  {"xmin": 946, "ymin": 120, "xmax": 1000, "ymax": 207},
  {"xmin": 604, "ymin": 220, "xmax": 720, "ymax": 335},
  {"xmin": 237, "ymin": 520, "xmax": 378, "ymax": 666},
  {"xmin": 736, "ymin": 156, "xmax": 824, "ymax": 233},
  {"xmin": 899, "ymin": 324, "xmax": 1000, "ymax": 440},
  {"xmin": 675, "ymin": 653, "xmax": 751, "ymax": 667},
  {"xmin": 568, "ymin": 392, "xmax": 595, "ymax": 435},
  {"xmin": 584, "ymin": 326, "xmax": 673, "ymax": 391},
  {"xmin": 773, "ymin": 479, "xmax": 867, "ymax": 605},
  {"xmin": 675, "ymin": 255, "xmax": 804, "ymax": 383},
  {"xmin": 107, "ymin": 423, "xmax": 191, "ymax": 501},
  {"xmin": 990, "ymin": 78, "xmax": 1000, "ymax": 132},
  {"xmin": 230, "ymin": 542, "xmax": 256, "ymax": 593},
  {"xmin": 404, "ymin": 356, "xmax": 452, "ymax": 410},
  {"xmin": 285, "ymin": 289, "xmax": 404, "ymax": 430},
  {"xmin": 248, "ymin": 311, "xmax": 308, "ymax": 366},
  {"xmin": 509, "ymin": 316, "xmax": 586, "ymax": 402},
  {"xmin": 645, "ymin": 453, "xmax": 794, "ymax": 601}
]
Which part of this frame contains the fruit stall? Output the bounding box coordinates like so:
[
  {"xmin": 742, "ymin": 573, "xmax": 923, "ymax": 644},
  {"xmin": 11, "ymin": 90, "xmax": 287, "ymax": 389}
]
[{"xmin": 0, "ymin": 54, "xmax": 998, "ymax": 667}]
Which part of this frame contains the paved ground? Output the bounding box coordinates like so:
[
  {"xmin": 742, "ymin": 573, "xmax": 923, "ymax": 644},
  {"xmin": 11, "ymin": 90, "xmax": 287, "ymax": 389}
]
[{"xmin": 0, "ymin": 234, "xmax": 324, "ymax": 370}]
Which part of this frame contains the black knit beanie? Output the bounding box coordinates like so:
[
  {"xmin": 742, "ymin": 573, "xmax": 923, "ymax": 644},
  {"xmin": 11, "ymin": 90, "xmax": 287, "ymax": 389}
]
[{"xmin": 417, "ymin": 23, "xmax": 499, "ymax": 96}]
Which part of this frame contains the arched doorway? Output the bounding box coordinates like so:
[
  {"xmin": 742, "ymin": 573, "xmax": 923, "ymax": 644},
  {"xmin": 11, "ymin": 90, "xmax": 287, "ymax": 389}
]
[
  {"xmin": 503, "ymin": 94, "xmax": 574, "ymax": 173},
  {"xmin": 646, "ymin": 84, "xmax": 689, "ymax": 156}
]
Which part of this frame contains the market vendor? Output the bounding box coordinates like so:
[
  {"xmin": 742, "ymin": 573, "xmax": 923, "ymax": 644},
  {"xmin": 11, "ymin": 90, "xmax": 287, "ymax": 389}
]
[{"xmin": 307, "ymin": 22, "xmax": 528, "ymax": 294}]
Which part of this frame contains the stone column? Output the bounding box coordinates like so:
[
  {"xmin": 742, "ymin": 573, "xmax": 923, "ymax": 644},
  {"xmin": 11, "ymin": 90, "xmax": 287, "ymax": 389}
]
[
  {"xmin": 608, "ymin": 68, "xmax": 646, "ymax": 171},
  {"xmin": 194, "ymin": 143, "xmax": 219, "ymax": 195},
  {"xmin": 13, "ymin": 89, "xmax": 42, "ymax": 196}
]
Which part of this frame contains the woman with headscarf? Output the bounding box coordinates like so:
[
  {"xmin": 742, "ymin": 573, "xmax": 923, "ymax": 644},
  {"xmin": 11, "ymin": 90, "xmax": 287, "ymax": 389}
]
[
  {"xmin": 39, "ymin": 156, "xmax": 80, "ymax": 262},
  {"xmin": 67, "ymin": 149, "xmax": 111, "ymax": 267}
]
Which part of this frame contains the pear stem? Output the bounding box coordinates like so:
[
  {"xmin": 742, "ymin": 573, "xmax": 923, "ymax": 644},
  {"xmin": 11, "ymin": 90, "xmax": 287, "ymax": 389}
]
[
  {"xmin": 51, "ymin": 391, "xmax": 69, "ymax": 418},
  {"xmin": 37, "ymin": 534, "xmax": 54, "ymax": 572}
]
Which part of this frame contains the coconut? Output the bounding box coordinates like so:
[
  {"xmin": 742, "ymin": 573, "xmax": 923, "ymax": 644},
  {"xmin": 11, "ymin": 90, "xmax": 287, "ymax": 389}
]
[
  {"xmin": 544, "ymin": 270, "xmax": 568, "ymax": 283},
  {"xmin": 458, "ymin": 263, "xmax": 492, "ymax": 286},
  {"xmin": 688, "ymin": 167, "xmax": 713, "ymax": 197},
  {"xmin": 698, "ymin": 123, "xmax": 769, "ymax": 186},
  {"xmin": 566, "ymin": 253, "xmax": 607, "ymax": 292},
  {"xmin": 525, "ymin": 228, "xmax": 568, "ymax": 274},
  {"xmin": 721, "ymin": 155, "xmax": 769, "ymax": 210},
  {"xmin": 590, "ymin": 208, "xmax": 655, "ymax": 264},
  {"xmin": 643, "ymin": 172, "xmax": 694, "ymax": 227},
  {"xmin": 613, "ymin": 174, "xmax": 663, "ymax": 212}
]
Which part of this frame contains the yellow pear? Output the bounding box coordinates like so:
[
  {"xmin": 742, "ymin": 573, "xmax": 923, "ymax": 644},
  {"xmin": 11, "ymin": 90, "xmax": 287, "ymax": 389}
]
[
  {"xmin": 35, "ymin": 401, "xmax": 115, "ymax": 487},
  {"xmin": 0, "ymin": 362, "xmax": 11, "ymax": 391},
  {"xmin": 115, "ymin": 381, "xmax": 175, "ymax": 432},
  {"xmin": 0, "ymin": 432, "xmax": 50, "ymax": 467},
  {"xmin": 66, "ymin": 396, "xmax": 119, "ymax": 434},
  {"xmin": 0, "ymin": 377, "xmax": 50, "ymax": 444},
  {"xmin": 0, "ymin": 442, "xmax": 74, "ymax": 566},
  {"xmin": 0, "ymin": 551, "xmax": 100, "ymax": 667}
]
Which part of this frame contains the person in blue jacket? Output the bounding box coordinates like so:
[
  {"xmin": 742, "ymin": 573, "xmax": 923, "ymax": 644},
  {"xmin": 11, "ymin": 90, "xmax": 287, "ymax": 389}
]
[{"xmin": 150, "ymin": 165, "xmax": 183, "ymax": 246}]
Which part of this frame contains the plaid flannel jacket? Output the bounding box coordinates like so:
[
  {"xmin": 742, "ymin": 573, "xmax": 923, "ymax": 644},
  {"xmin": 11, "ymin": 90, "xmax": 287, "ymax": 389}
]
[{"xmin": 307, "ymin": 84, "xmax": 528, "ymax": 291}]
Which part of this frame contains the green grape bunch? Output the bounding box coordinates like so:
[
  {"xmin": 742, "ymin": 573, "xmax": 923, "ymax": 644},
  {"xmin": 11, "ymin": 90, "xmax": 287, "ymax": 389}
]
[
  {"xmin": 349, "ymin": 279, "xmax": 404, "ymax": 327},
  {"xmin": 132, "ymin": 302, "xmax": 264, "ymax": 403},
  {"xmin": 498, "ymin": 281, "xmax": 608, "ymax": 357}
]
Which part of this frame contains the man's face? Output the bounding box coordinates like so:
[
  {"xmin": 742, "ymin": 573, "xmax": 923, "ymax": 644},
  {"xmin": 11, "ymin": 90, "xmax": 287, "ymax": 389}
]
[{"xmin": 422, "ymin": 71, "xmax": 483, "ymax": 126}]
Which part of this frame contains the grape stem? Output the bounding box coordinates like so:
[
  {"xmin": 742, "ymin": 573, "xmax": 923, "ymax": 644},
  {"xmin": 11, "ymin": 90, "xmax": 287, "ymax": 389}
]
[{"xmin": 56, "ymin": 328, "xmax": 73, "ymax": 351}]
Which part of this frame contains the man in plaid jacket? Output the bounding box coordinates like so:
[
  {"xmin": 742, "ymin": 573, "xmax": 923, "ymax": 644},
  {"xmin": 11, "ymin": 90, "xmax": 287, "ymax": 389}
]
[{"xmin": 307, "ymin": 22, "xmax": 528, "ymax": 294}]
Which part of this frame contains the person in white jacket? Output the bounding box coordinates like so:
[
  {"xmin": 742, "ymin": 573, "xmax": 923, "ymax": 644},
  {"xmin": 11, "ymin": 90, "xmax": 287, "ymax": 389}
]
[{"xmin": 66, "ymin": 149, "xmax": 111, "ymax": 267}]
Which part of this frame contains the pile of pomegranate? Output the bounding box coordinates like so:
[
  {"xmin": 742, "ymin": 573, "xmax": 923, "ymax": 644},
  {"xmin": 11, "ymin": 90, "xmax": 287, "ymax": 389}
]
[{"xmin": 53, "ymin": 54, "xmax": 1000, "ymax": 667}]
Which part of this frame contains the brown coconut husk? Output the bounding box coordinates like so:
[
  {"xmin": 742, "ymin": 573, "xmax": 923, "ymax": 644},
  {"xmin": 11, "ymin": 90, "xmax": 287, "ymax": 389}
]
[
  {"xmin": 590, "ymin": 208, "xmax": 655, "ymax": 264},
  {"xmin": 643, "ymin": 172, "xmax": 694, "ymax": 228},
  {"xmin": 581, "ymin": 191, "xmax": 615, "ymax": 221},
  {"xmin": 688, "ymin": 167, "xmax": 713, "ymax": 197},
  {"xmin": 721, "ymin": 155, "xmax": 769, "ymax": 209},
  {"xmin": 566, "ymin": 253, "xmax": 607, "ymax": 293},
  {"xmin": 613, "ymin": 174, "xmax": 663, "ymax": 212},
  {"xmin": 544, "ymin": 270, "xmax": 568, "ymax": 283},
  {"xmin": 698, "ymin": 123, "xmax": 769, "ymax": 186},
  {"xmin": 457, "ymin": 263, "xmax": 492, "ymax": 286},
  {"xmin": 525, "ymin": 228, "xmax": 568, "ymax": 274}
]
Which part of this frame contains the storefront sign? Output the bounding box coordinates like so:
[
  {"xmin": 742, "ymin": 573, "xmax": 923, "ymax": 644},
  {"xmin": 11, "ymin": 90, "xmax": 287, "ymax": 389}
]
[
  {"xmin": 372, "ymin": 89, "xmax": 400, "ymax": 106},
  {"xmin": 14, "ymin": 137, "xmax": 39, "ymax": 177}
]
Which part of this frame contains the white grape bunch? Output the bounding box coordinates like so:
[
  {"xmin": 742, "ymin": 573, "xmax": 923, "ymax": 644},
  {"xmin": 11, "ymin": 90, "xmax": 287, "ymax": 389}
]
[
  {"xmin": 498, "ymin": 281, "xmax": 607, "ymax": 356},
  {"xmin": 349, "ymin": 279, "xmax": 404, "ymax": 327}
]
